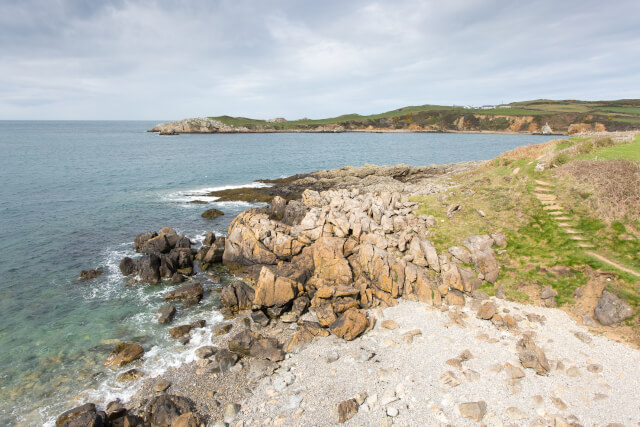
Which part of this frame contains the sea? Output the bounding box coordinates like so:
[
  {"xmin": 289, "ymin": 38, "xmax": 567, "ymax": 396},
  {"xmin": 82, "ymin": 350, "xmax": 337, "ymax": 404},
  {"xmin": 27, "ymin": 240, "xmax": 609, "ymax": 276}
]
[{"xmin": 0, "ymin": 121, "xmax": 555, "ymax": 425}]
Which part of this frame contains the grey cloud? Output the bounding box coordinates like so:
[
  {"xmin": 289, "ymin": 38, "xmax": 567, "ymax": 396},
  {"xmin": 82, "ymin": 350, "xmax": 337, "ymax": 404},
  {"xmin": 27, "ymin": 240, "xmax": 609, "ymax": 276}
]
[{"xmin": 0, "ymin": 0, "xmax": 638, "ymax": 119}]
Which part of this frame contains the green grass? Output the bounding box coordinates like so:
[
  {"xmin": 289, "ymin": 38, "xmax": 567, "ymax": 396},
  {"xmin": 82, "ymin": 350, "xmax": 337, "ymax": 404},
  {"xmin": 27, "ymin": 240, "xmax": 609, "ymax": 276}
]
[
  {"xmin": 594, "ymin": 106, "xmax": 640, "ymax": 115},
  {"xmin": 576, "ymin": 137, "xmax": 640, "ymax": 162}
]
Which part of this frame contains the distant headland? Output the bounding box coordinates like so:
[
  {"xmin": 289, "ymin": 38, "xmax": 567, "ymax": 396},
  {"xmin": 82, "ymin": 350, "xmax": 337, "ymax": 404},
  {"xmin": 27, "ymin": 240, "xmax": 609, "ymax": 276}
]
[{"xmin": 149, "ymin": 99, "xmax": 640, "ymax": 135}]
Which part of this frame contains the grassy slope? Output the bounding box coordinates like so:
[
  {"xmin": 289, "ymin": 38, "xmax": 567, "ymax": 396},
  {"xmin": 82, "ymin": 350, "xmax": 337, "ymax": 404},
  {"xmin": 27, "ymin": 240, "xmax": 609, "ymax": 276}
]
[
  {"xmin": 412, "ymin": 135, "xmax": 640, "ymax": 326},
  {"xmin": 209, "ymin": 99, "xmax": 640, "ymax": 131}
]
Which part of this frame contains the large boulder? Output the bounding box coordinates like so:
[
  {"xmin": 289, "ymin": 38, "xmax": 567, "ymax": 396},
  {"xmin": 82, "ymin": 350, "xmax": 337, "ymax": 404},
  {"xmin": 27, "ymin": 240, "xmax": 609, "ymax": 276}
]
[
  {"xmin": 134, "ymin": 231, "xmax": 158, "ymax": 252},
  {"xmin": 200, "ymin": 238, "xmax": 226, "ymax": 268},
  {"xmin": 56, "ymin": 403, "xmax": 107, "ymax": 427},
  {"xmin": 137, "ymin": 254, "xmax": 161, "ymax": 284},
  {"xmin": 103, "ymin": 343, "xmax": 144, "ymax": 367},
  {"xmin": 330, "ymin": 308, "xmax": 368, "ymax": 341},
  {"xmin": 220, "ymin": 281, "xmax": 255, "ymax": 312},
  {"xmin": 145, "ymin": 234, "xmax": 171, "ymax": 254},
  {"xmin": 201, "ymin": 208, "xmax": 224, "ymax": 219},
  {"xmin": 119, "ymin": 257, "xmax": 137, "ymax": 276},
  {"xmin": 223, "ymin": 212, "xmax": 278, "ymax": 265},
  {"xmin": 163, "ymin": 282, "xmax": 204, "ymax": 306},
  {"xmin": 252, "ymin": 267, "xmax": 299, "ymax": 309},
  {"xmin": 144, "ymin": 395, "xmax": 195, "ymax": 427},
  {"xmin": 352, "ymin": 243, "xmax": 405, "ymax": 298},
  {"xmin": 227, "ymin": 329, "xmax": 284, "ymax": 361},
  {"xmin": 594, "ymin": 290, "xmax": 633, "ymax": 326},
  {"xmin": 463, "ymin": 235, "xmax": 499, "ymax": 283}
]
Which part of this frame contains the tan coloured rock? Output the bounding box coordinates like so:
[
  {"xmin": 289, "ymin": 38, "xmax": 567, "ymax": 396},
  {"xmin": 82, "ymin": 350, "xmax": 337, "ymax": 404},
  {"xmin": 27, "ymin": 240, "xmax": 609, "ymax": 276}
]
[
  {"xmin": 252, "ymin": 267, "xmax": 298, "ymax": 308},
  {"xmin": 477, "ymin": 301, "xmax": 497, "ymax": 320},
  {"xmin": 517, "ymin": 335, "xmax": 550, "ymax": 375},
  {"xmin": 104, "ymin": 343, "xmax": 144, "ymax": 367},
  {"xmin": 312, "ymin": 237, "xmax": 353, "ymax": 284},
  {"xmin": 330, "ymin": 308, "xmax": 368, "ymax": 340}
]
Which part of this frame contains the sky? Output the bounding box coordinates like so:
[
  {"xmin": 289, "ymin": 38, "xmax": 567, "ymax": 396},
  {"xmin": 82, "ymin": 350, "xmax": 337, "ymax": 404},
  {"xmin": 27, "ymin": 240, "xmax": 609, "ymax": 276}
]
[{"xmin": 1, "ymin": 0, "xmax": 639, "ymax": 120}]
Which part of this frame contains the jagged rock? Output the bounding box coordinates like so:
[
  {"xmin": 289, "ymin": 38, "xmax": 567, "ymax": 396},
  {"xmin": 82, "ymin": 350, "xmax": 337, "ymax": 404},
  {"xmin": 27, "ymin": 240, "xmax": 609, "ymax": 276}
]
[
  {"xmin": 119, "ymin": 257, "xmax": 137, "ymax": 276},
  {"xmin": 172, "ymin": 412, "xmax": 201, "ymax": 427},
  {"xmin": 195, "ymin": 346, "xmax": 217, "ymax": 359},
  {"xmin": 445, "ymin": 289, "xmax": 465, "ymax": 306},
  {"xmin": 169, "ymin": 325, "xmax": 193, "ymax": 339},
  {"xmin": 594, "ymin": 290, "xmax": 633, "ymax": 326},
  {"xmin": 134, "ymin": 231, "xmax": 158, "ymax": 252},
  {"xmin": 228, "ymin": 329, "xmax": 284, "ymax": 361},
  {"xmin": 203, "ymin": 232, "xmax": 216, "ymax": 246},
  {"xmin": 56, "ymin": 403, "xmax": 105, "ymax": 427},
  {"xmin": 201, "ymin": 208, "xmax": 224, "ymax": 218},
  {"xmin": 220, "ymin": 281, "xmax": 255, "ymax": 312},
  {"xmin": 104, "ymin": 343, "xmax": 144, "ymax": 367},
  {"xmin": 517, "ymin": 335, "xmax": 550, "ymax": 375},
  {"xmin": 250, "ymin": 310, "xmax": 270, "ymax": 327},
  {"xmin": 446, "ymin": 204, "xmax": 463, "ymax": 218},
  {"xmin": 476, "ymin": 302, "xmax": 497, "ymax": 320},
  {"xmin": 333, "ymin": 398, "xmax": 359, "ymax": 423},
  {"xmin": 223, "ymin": 211, "xmax": 278, "ymax": 265},
  {"xmin": 144, "ymin": 394, "xmax": 195, "ymax": 427},
  {"xmin": 163, "ymin": 282, "xmax": 204, "ymax": 306},
  {"xmin": 252, "ymin": 266, "xmax": 298, "ymax": 309},
  {"xmin": 463, "ymin": 235, "xmax": 499, "ymax": 283},
  {"xmin": 270, "ymin": 196, "xmax": 287, "ymax": 220},
  {"xmin": 330, "ymin": 308, "xmax": 368, "ymax": 341},
  {"xmin": 200, "ymin": 238, "xmax": 226, "ymax": 268},
  {"xmin": 154, "ymin": 380, "xmax": 171, "ymax": 393},
  {"xmin": 213, "ymin": 322, "xmax": 233, "ymax": 335},
  {"xmin": 449, "ymin": 246, "xmax": 472, "ymax": 264},
  {"xmin": 312, "ymin": 237, "xmax": 352, "ymax": 284},
  {"xmin": 78, "ymin": 269, "xmax": 103, "ymax": 280},
  {"xmin": 157, "ymin": 305, "xmax": 176, "ymax": 324}
]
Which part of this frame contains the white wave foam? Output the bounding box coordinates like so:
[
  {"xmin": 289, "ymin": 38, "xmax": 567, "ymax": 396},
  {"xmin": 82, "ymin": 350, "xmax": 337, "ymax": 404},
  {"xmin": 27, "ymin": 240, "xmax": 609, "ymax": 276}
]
[{"xmin": 163, "ymin": 182, "xmax": 272, "ymax": 204}]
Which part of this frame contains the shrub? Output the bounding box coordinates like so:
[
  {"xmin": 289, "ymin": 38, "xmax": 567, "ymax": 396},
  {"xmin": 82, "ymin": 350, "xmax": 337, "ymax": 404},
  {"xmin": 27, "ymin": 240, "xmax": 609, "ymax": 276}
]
[
  {"xmin": 577, "ymin": 141, "xmax": 594, "ymax": 154},
  {"xmin": 553, "ymin": 153, "xmax": 571, "ymax": 165}
]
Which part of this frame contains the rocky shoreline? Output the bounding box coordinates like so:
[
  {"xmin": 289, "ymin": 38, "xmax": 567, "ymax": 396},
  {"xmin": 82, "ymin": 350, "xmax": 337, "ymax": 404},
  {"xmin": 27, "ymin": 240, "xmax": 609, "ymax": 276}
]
[{"xmin": 56, "ymin": 162, "xmax": 639, "ymax": 427}]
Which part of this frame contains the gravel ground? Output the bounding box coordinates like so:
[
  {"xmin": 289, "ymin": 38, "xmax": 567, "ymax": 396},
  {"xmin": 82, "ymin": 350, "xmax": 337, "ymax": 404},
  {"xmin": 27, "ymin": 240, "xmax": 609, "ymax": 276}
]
[{"xmin": 235, "ymin": 299, "xmax": 640, "ymax": 426}]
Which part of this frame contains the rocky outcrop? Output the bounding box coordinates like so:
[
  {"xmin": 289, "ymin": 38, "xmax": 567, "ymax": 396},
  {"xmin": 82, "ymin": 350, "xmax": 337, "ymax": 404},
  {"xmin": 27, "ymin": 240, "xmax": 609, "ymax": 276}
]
[
  {"xmin": 143, "ymin": 395, "xmax": 196, "ymax": 426},
  {"xmin": 120, "ymin": 227, "xmax": 194, "ymax": 283},
  {"xmin": 222, "ymin": 187, "xmax": 504, "ymax": 341},
  {"xmin": 78, "ymin": 269, "xmax": 103, "ymax": 280},
  {"xmin": 220, "ymin": 280, "xmax": 255, "ymax": 313},
  {"xmin": 227, "ymin": 329, "xmax": 284, "ymax": 361},
  {"xmin": 56, "ymin": 403, "xmax": 108, "ymax": 427},
  {"xmin": 149, "ymin": 117, "xmax": 242, "ymax": 134},
  {"xmin": 163, "ymin": 282, "xmax": 204, "ymax": 306}
]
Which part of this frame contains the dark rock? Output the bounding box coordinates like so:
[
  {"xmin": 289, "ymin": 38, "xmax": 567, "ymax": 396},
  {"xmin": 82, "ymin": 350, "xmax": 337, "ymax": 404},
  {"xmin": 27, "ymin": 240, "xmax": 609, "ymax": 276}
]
[
  {"xmin": 220, "ymin": 281, "xmax": 255, "ymax": 312},
  {"xmin": 195, "ymin": 346, "xmax": 217, "ymax": 359},
  {"xmin": 79, "ymin": 269, "xmax": 103, "ymax": 280},
  {"xmin": 175, "ymin": 235, "xmax": 192, "ymax": 249},
  {"xmin": 334, "ymin": 398, "xmax": 359, "ymax": 423},
  {"xmin": 56, "ymin": 403, "xmax": 97, "ymax": 427},
  {"xmin": 110, "ymin": 414, "xmax": 143, "ymax": 427},
  {"xmin": 144, "ymin": 394, "xmax": 195, "ymax": 427},
  {"xmin": 116, "ymin": 369, "xmax": 143, "ymax": 382},
  {"xmin": 594, "ymin": 290, "xmax": 633, "ymax": 326},
  {"xmin": 191, "ymin": 319, "xmax": 206, "ymax": 328},
  {"xmin": 163, "ymin": 282, "xmax": 204, "ymax": 305},
  {"xmin": 203, "ymin": 232, "xmax": 216, "ymax": 246},
  {"xmin": 517, "ymin": 335, "xmax": 550, "ymax": 375},
  {"xmin": 250, "ymin": 310, "xmax": 270, "ymax": 327},
  {"xmin": 145, "ymin": 234, "xmax": 171, "ymax": 254},
  {"xmin": 214, "ymin": 349, "xmax": 238, "ymax": 373},
  {"xmin": 171, "ymin": 273, "xmax": 185, "ymax": 284},
  {"xmin": 270, "ymin": 196, "xmax": 287, "ymax": 220},
  {"xmin": 291, "ymin": 296, "xmax": 310, "ymax": 316},
  {"xmin": 202, "ymin": 208, "xmax": 224, "ymax": 219},
  {"xmin": 105, "ymin": 401, "xmax": 126, "ymax": 421},
  {"xmin": 104, "ymin": 343, "xmax": 144, "ymax": 367},
  {"xmin": 213, "ymin": 322, "xmax": 233, "ymax": 335},
  {"xmin": 134, "ymin": 231, "xmax": 158, "ymax": 252},
  {"xmin": 228, "ymin": 329, "xmax": 262, "ymax": 356},
  {"xmin": 119, "ymin": 257, "xmax": 137, "ymax": 276},
  {"xmin": 138, "ymin": 254, "xmax": 161, "ymax": 284},
  {"xmin": 157, "ymin": 305, "xmax": 176, "ymax": 324},
  {"xmin": 249, "ymin": 337, "xmax": 285, "ymax": 362}
]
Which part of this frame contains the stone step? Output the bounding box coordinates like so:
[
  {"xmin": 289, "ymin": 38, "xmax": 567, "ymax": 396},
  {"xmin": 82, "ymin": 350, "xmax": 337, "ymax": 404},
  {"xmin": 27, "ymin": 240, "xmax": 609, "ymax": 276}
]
[
  {"xmin": 543, "ymin": 205, "xmax": 564, "ymax": 211},
  {"xmin": 535, "ymin": 180, "xmax": 553, "ymax": 186},
  {"xmin": 578, "ymin": 243, "xmax": 596, "ymax": 248},
  {"xmin": 535, "ymin": 187, "xmax": 554, "ymax": 193},
  {"xmin": 549, "ymin": 211, "xmax": 565, "ymax": 216},
  {"xmin": 564, "ymin": 229, "xmax": 582, "ymax": 234},
  {"xmin": 571, "ymin": 236, "xmax": 588, "ymax": 241},
  {"xmin": 541, "ymin": 200, "xmax": 556, "ymax": 205},
  {"xmin": 555, "ymin": 217, "xmax": 571, "ymax": 221},
  {"xmin": 535, "ymin": 193, "xmax": 557, "ymax": 201},
  {"xmin": 513, "ymin": 167, "xmax": 520, "ymax": 175},
  {"xmin": 557, "ymin": 223, "xmax": 573, "ymax": 227}
]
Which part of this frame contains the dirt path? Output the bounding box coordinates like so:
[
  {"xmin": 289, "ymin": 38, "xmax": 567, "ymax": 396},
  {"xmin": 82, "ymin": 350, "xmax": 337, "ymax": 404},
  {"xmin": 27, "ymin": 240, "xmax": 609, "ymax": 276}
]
[{"xmin": 586, "ymin": 251, "xmax": 640, "ymax": 278}]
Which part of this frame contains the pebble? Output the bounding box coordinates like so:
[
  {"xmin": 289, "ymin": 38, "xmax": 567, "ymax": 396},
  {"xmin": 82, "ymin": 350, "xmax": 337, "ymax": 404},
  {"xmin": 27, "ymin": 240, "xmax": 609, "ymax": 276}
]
[
  {"xmin": 224, "ymin": 403, "xmax": 241, "ymax": 424},
  {"xmin": 386, "ymin": 407, "xmax": 399, "ymax": 417},
  {"xmin": 566, "ymin": 366, "xmax": 582, "ymax": 377},
  {"xmin": 382, "ymin": 320, "xmax": 399, "ymax": 330},
  {"xmin": 326, "ymin": 350, "xmax": 340, "ymax": 363},
  {"xmin": 506, "ymin": 406, "xmax": 528, "ymax": 420},
  {"xmin": 153, "ymin": 380, "xmax": 171, "ymax": 393}
]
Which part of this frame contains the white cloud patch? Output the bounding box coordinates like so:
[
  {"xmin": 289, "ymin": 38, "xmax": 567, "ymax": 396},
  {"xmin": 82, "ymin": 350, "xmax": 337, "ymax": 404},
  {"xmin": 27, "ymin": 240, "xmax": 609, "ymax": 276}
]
[{"xmin": 0, "ymin": 0, "xmax": 638, "ymax": 119}]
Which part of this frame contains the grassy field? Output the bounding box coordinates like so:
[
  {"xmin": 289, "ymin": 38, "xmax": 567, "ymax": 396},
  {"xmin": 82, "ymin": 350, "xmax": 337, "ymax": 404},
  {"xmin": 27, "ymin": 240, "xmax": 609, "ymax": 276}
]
[
  {"xmin": 412, "ymin": 134, "xmax": 640, "ymax": 333},
  {"xmin": 207, "ymin": 99, "xmax": 640, "ymax": 133}
]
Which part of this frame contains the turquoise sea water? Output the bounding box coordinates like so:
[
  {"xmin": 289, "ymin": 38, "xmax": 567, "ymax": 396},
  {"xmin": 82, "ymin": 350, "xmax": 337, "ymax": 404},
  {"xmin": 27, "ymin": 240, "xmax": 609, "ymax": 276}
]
[{"xmin": 0, "ymin": 121, "xmax": 555, "ymax": 425}]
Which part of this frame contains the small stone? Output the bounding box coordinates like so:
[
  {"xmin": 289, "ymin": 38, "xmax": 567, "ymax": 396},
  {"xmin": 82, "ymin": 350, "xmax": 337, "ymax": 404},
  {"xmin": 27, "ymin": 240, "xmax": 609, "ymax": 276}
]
[
  {"xmin": 445, "ymin": 358, "xmax": 462, "ymax": 369},
  {"xmin": 153, "ymin": 380, "xmax": 170, "ymax": 393},
  {"xmin": 386, "ymin": 407, "xmax": 399, "ymax": 417},
  {"xmin": 458, "ymin": 401, "xmax": 487, "ymax": 421},
  {"xmin": 574, "ymin": 332, "xmax": 592, "ymax": 344},
  {"xmin": 326, "ymin": 350, "xmax": 340, "ymax": 363},
  {"xmin": 504, "ymin": 362, "xmax": 525, "ymax": 379},
  {"xmin": 459, "ymin": 349, "xmax": 473, "ymax": 361},
  {"xmin": 334, "ymin": 398, "xmax": 358, "ymax": 423},
  {"xmin": 587, "ymin": 364, "xmax": 603, "ymax": 373},
  {"xmin": 381, "ymin": 320, "xmax": 399, "ymax": 330},
  {"xmin": 224, "ymin": 403, "xmax": 241, "ymax": 424},
  {"xmin": 438, "ymin": 371, "xmax": 460, "ymax": 387},
  {"xmin": 401, "ymin": 329, "xmax": 422, "ymax": 343},
  {"xmin": 566, "ymin": 366, "xmax": 581, "ymax": 377},
  {"xmin": 476, "ymin": 302, "xmax": 497, "ymax": 320},
  {"xmin": 463, "ymin": 369, "xmax": 480, "ymax": 382},
  {"xmin": 506, "ymin": 407, "xmax": 528, "ymax": 420},
  {"xmin": 157, "ymin": 305, "xmax": 176, "ymax": 324},
  {"xmin": 551, "ymin": 397, "xmax": 567, "ymax": 410},
  {"xmin": 541, "ymin": 286, "xmax": 558, "ymax": 300},
  {"xmin": 355, "ymin": 392, "xmax": 368, "ymax": 406},
  {"xmin": 495, "ymin": 284, "xmax": 505, "ymax": 299},
  {"xmin": 532, "ymin": 395, "xmax": 544, "ymax": 406},
  {"xmin": 593, "ymin": 393, "xmax": 608, "ymax": 401}
]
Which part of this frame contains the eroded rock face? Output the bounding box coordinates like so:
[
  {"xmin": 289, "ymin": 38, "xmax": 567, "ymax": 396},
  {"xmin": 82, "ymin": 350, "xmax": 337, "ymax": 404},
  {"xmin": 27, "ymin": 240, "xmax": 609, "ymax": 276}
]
[
  {"xmin": 253, "ymin": 266, "xmax": 299, "ymax": 310},
  {"xmin": 220, "ymin": 281, "xmax": 255, "ymax": 312},
  {"xmin": 594, "ymin": 290, "xmax": 633, "ymax": 326}
]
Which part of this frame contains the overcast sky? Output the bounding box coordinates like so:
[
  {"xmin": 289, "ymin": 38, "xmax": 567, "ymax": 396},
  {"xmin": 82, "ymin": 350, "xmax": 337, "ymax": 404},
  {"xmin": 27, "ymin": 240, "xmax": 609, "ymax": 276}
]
[{"xmin": 1, "ymin": 0, "xmax": 639, "ymax": 120}]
